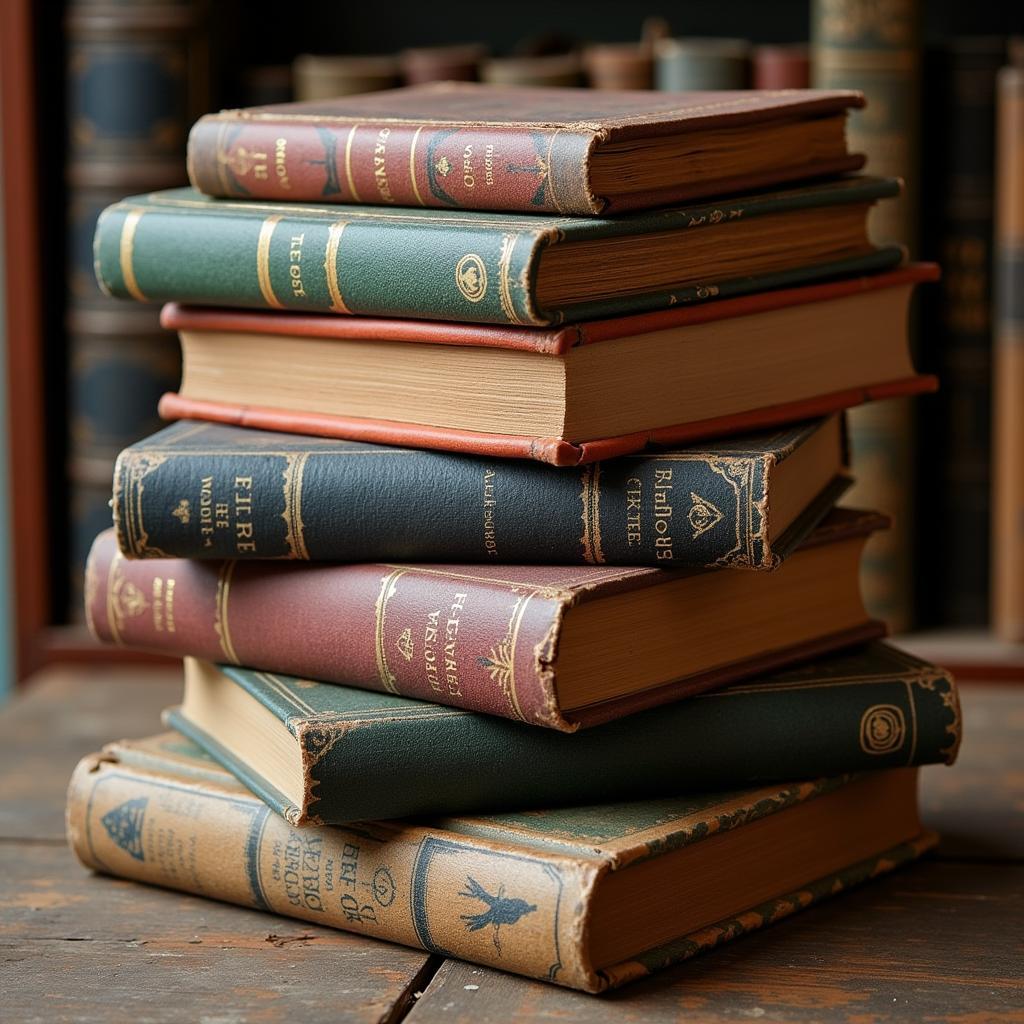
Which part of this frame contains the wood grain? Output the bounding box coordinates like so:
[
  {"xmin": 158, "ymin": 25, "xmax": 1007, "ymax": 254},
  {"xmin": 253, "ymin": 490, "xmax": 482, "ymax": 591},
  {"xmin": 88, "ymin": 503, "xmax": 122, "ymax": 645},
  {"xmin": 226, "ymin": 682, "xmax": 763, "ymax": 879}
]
[
  {"xmin": 0, "ymin": 844, "xmax": 436, "ymax": 1024},
  {"xmin": 0, "ymin": 667, "xmax": 181, "ymax": 841},
  {"xmin": 407, "ymin": 860, "xmax": 1024, "ymax": 1022}
]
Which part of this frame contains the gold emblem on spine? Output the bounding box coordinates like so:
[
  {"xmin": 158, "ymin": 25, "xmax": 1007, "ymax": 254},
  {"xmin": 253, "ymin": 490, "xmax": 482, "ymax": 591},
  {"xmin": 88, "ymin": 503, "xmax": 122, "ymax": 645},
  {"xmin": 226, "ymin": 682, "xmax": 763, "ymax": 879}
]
[
  {"xmin": 859, "ymin": 704, "xmax": 906, "ymax": 755},
  {"xmin": 256, "ymin": 215, "xmax": 285, "ymax": 308},
  {"xmin": 455, "ymin": 253, "xmax": 488, "ymax": 303},
  {"xmin": 477, "ymin": 591, "xmax": 534, "ymax": 722},
  {"xmin": 579, "ymin": 464, "xmax": 605, "ymax": 565},
  {"xmin": 344, "ymin": 125, "xmax": 362, "ymax": 201},
  {"xmin": 280, "ymin": 453, "xmax": 310, "ymax": 559},
  {"xmin": 118, "ymin": 209, "xmax": 147, "ymax": 301},
  {"xmin": 408, "ymin": 126, "xmax": 426, "ymax": 206},
  {"xmin": 374, "ymin": 569, "xmax": 407, "ymax": 693},
  {"xmin": 323, "ymin": 222, "xmax": 351, "ymax": 314},
  {"xmin": 213, "ymin": 560, "xmax": 242, "ymax": 664},
  {"xmin": 397, "ymin": 627, "xmax": 414, "ymax": 661},
  {"xmin": 172, "ymin": 499, "xmax": 192, "ymax": 525},
  {"xmin": 688, "ymin": 492, "xmax": 723, "ymax": 539},
  {"xmin": 435, "ymin": 155, "xmax": 451, "ymax": 177}
]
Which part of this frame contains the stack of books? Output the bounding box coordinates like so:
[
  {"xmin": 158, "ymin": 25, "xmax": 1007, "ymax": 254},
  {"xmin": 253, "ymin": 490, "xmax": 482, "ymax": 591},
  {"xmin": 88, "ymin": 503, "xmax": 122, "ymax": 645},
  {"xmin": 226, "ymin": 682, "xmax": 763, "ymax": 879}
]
[{"xmin": 70, "ymin": 84, "xmax": 961, "ymax": 994}]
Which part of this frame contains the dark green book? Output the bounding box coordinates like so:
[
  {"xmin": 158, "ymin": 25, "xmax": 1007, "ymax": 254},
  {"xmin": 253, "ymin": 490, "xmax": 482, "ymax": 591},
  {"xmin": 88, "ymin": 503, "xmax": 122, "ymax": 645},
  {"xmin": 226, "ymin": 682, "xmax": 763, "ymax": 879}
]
[
  {"xmin": 112, "ymin": 416, "xmax": 849, "ymax": 567},
  {"xmin": 93, "ymin": 176, "xmax": 903, "ymax": 326},
  {"xmin": 166, "ymin": 642, "xmax": 960, "ymax": 825}
]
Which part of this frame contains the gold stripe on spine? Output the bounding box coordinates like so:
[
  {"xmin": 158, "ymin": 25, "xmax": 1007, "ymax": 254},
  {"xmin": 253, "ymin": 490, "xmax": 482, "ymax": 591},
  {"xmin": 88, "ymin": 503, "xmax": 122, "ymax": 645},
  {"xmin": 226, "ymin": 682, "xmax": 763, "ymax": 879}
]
[
  {"xmin": 544, "ymin": 129, "xmax": 563, "ymax": 214},
  {"xmin": 105, "ymin": 551, "xmax": 126, "ymax": 646},
  {"xmin": 578, "ymin": 464, "xmax": 605, "ymax": 565},
  {"xmin": 374, "ymin": 569, "xmax": 407, "ymax": 693},
  {"xmin": 324, "ymin": 222, "xmax": 351, "ymax": 313},
  {"xmin": 497, "ymin": 233, "xmax": 523, "ymax": 325},
  {"xmin": 408, "ymin": 126, "xmax": 425, "ymax": 206},
  {"xmin": 214, "ymin": 560, "xmax": 241, "ymax": 664},
  {"xmin": 344, "ymin": 125, "xmax": 362, "ymax": 201},
  {"xmin": 256, "ymin": 215, "xmax": 284, "ymax": 309},
  {"xmin": 904, "ymin": 679, "xmax": 919, "ymax": 767},
  {"xmin": 480, "ymin": 591, "xmax": 535, "ymax": 723},
  {"xmin": 281, "ymin": 453, "xmax": 310, "ymax": 559},
  {"xmin": 119, "ymin": 209, "xmax": 147, "ymax": 301}
]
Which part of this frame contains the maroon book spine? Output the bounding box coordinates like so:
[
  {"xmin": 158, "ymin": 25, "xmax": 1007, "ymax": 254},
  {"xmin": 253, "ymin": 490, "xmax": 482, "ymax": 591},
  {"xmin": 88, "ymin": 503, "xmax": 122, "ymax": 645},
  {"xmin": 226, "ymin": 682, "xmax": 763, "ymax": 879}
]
[
  {"xmin": 85, "ymin": 529, "xmax": 591, "ymax": 728},
  {"xmin": 187, "ymin": 117, "xmax": 598, "ymax": 215}
]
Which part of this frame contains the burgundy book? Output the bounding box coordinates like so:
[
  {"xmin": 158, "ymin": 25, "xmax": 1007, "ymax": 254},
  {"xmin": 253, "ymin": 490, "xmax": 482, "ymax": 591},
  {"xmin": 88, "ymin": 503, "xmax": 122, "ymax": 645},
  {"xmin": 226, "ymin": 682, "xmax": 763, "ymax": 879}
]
[
  {"xmin": 158, "ymin": 266, "xmax": 939, "ymax": 467},
  {"xmin": 186, "ymin": 82, "xmax": 867, "ymax": 215},
  {"xmin": 85, "ymin": 509, "xmax": 887, "ymax": 731}
]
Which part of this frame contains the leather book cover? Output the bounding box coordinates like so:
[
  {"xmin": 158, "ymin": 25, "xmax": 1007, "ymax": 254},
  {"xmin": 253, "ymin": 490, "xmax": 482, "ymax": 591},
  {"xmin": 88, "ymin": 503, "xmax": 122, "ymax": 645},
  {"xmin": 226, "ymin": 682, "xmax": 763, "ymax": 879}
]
[
  {"xmin": 186, "ymin": 82, "xmax": 866, "ymax": 215},
  {"xmin": 93, "ymin": 176, "xmax": 903, "ymax": 328},
  {"xmin": 164, "ymin": 640, "xmax": 958, "ymax": 825},
  {"xmin": 155, "ymin": 266, "xmax": 939, "ymax": 466},
  {"xmin": 85, "ymin": 509, "xmax": 888, "ymax": 731},
  {"xmin": 111, "ymin": 416, "xmax": 848, "ymax": 567},
  {"xmin": 67, "ymin": 738, "xmax": 937, "ymax": 991}
]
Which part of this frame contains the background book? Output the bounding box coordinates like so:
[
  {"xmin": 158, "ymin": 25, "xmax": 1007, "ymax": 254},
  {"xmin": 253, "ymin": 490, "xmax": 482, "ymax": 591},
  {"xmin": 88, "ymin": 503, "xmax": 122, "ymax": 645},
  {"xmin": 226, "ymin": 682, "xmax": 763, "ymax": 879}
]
[
  {"xmin": 63, "ymin": 0, "xmax": 210, "ymax": 622},
  {"xmin": 811, "ymin": 0, "xmax": 922, "ymax": 633}
]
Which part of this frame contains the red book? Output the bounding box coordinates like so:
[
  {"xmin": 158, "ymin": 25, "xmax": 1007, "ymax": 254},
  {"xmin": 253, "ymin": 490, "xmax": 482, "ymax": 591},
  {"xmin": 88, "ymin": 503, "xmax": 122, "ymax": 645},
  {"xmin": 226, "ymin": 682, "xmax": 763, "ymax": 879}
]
[{"xmin": 158, "ymin": 266, "xmax": 939, "ymax": 467}]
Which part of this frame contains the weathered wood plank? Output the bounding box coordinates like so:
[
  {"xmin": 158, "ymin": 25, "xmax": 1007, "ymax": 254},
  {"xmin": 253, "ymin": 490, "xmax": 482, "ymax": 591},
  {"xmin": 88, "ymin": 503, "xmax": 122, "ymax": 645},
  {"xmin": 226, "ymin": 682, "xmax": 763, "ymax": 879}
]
[
  {"xmin": 0, "ymin": 667, "xmax": 181, "ymax": 841},
  {"xmin": 0, "ymin": 843, "xmax": 436, "ymax": 1024},
  {"xmin": 406, "ymin": 860, "xmax": 1024, "ymax": 1022},
  {"xmin": 922, "ymin": 684, "xmax": 1024, "ymax": 861}
]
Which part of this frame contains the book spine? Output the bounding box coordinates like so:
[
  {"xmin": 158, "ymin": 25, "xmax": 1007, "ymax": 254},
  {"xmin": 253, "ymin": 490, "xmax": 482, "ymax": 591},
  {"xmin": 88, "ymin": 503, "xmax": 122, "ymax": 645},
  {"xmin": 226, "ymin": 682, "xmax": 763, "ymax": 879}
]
[
  {"xmin": 93, "ymin": 198, "xmax": 548, "ymax": 326},
  {"xmin": 811, "ymin": 0, "xmax": 922, "ymax": 631},
  {"xmin": 654, "ymin": 39, "xmax": 751, "ymax": 90},
  {"xmin": 918, "ymin": 42, "xmax": 1002, "ymax": 625},
  {"xmin": 65, "ymin": 0, "xmax": 209, "ymax": 622},
  {"xmin": 112, "ymin": 436, "xmax": 788, "ymax": 569},
  {"xmin": 187, "ymin": 114, "xmax": 600, "ymax": 215},
  {"xmin": 752, "ymin": 45, "xmax": 811, "ymax": 89},
  {"xmin": 992, "ymin": 66, "xmax": 1024, "ymax": 640},
  {"xmin": 84, "ymin": 529, "xmax": 572, "ymax": 727},
  {"xmin": 66, "ymin": 754, "xmax": 596, "ymax": 991}
]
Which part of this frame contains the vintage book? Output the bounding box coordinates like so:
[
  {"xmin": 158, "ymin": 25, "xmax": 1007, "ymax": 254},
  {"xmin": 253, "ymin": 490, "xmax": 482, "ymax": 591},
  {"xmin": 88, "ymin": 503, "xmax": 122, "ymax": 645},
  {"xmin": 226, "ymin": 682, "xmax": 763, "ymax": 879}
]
[
  {"xmin": 582, "ymin": 42, "xmax": 654, "ymax": 90},
  {"xmin": 654, "ymin": 37, "xmax": 751, "ymax": 91},
  {"xmin": 94, "ymin": 176, "xmax": 901, "ymax": 329},
  {"xmin": 992, "ymin": 65, "xmax": 1024, "ymax": 641},
  {"xmin": 168, "ymin": 641, "xmax": 959, "ymax": 823},
  {"xmin": 85, "ymin": 509, "xmax": 888, "ymax": 730},
  {"xmin": 480, "ymin": 54, "xmax": 584, "ymax": 87},
  {"xmin": 185, "ymin": 82, "xmax": 867, "ymax": 215},
  {"xmin": 110, "ymin": 416, "xmax": 848, "ymax": 567},
  {"xmin": 63, "ymin": 0, "xmax": 209, "ymax": 621},
  {"xmin": 67, "ymin": 735, "xmax": 936, "ymax": 991},
  {"xmin": 753, "ymin": 44, "xmax": 811, "ymax": 89},
  {"xmin": 153, "ymin": 266, "xmax": 934, "ymax": 466},
  {"xmin": 812, "ymin": 0, "xmax": 922, "ymax": 631},
  {"xmin": 918, "ymin": 39, "xmax": 1004, "ymax": 625},
  {"xmin": 291, "ymin": 54, "xmax": 399, "ymax": 102}
]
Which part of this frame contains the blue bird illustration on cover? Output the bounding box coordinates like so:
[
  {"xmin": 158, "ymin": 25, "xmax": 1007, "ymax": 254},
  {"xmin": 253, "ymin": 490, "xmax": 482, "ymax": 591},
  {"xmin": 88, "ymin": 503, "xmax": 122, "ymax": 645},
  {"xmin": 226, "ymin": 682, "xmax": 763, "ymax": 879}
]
[{"xmin": 459, "ymin": 876, "xmax": 537, "ymax": 954}]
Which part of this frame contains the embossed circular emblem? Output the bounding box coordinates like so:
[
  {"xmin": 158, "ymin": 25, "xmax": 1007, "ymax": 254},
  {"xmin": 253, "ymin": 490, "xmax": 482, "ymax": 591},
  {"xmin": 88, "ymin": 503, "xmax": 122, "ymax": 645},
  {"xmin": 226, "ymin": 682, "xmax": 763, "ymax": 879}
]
[
  {"xmin": 455, "ymin": 253, "xmax": 488, "ymax": 302},
  {"xmin": 859, "ymin": 704, "xmax": 906, "ymax": 755},
  {"xmin": 372, "ymin": 866, "xmax": 396, "ymax": 907}
]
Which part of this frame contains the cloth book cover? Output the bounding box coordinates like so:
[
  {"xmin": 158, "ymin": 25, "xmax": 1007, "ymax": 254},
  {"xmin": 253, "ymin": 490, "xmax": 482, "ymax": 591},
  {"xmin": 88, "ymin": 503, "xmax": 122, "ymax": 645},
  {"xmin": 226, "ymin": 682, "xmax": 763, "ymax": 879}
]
[
  {"xmin": 85, "ymin": 508, "xmax": 888, "ymax": 731},
  {"xmin": 67, "ymin": 734, "xmax": 937, "ymax": 992},
  {"xmin": 186, "ymin": 82, "xmax": 867, "ymax": 215},
  {"xmin": 110, "ymin": 416, "xmax": 848, "ymax": 567},
  {"xmin": 165, "ymin": 641, "xmax": 960, "ymax": 825},
  {"xmin": 93, "ymin": 176, "xmax": 903, "ymax": 328},
  {"xmin": 156, "ymin": 266, "xmax": 938, "ymax": 466}
]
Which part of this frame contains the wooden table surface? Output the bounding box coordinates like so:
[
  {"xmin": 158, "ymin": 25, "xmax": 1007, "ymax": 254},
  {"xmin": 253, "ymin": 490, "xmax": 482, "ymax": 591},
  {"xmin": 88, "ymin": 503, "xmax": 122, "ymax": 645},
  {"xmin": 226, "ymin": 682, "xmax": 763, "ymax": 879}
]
[{"xmin": 0, "ymin": 666, "xmax": 1021, "ymax": 1023}]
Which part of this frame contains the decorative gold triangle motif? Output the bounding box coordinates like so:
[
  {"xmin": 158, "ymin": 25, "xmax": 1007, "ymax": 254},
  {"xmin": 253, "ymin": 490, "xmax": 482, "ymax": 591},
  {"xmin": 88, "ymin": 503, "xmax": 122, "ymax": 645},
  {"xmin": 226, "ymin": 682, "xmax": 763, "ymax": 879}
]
[{"xmin": 688, "ymin": 492, "xmax": 723, "ymax": 539}]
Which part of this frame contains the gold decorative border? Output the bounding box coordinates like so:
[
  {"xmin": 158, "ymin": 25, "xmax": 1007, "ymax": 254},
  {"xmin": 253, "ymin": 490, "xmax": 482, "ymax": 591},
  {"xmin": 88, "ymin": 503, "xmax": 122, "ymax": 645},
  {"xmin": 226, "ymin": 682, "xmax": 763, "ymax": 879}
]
[
  {"xmin": 324, "ymin": 221, "xmax": 351, "ymax": 313},
  {"xmin": 281, "ymin": 453, "xmax": 310, "ymax": 559},
  {"xmin": 408, "ymin": 125, "xmax": 425, "ymax": 206},
  {"xmin": 578, "ymin": 464, "xmax": 605, "ymax": 565},
  {"xmin": 256, "ymin": 215, "xmax": 284, "ymax": 308},
  {"xmin": 374, "ymin": 569, "xmax": 407, "ymax": 693},
  {"xmin": 497, "ymin": 232, "xmax": 522, "ymax": 325},
  {"xmin": 344, "ymin": 125, "xmax": 361, "ymax": 202},
  {"xmin": 119, "ymin": 209, "xmax": 147, "ymax": 301},
  {"xmin": 213, "ymin": 560, "xmax": 241, "ymax": 664}
]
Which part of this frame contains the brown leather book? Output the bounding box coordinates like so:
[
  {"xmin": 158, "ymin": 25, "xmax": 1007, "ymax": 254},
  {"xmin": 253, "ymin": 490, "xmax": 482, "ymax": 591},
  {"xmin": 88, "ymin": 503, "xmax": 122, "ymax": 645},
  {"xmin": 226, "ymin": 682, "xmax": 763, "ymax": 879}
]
[
  {"xmin": 85, "ymin": 508, "xmax": 887, "ymax": 731},
  {"xmin": 156, "ymin": 266, "xmax": 938, "ymax": 466},
  {"xmin": 186, "ymin": 82, "xmax": 867, "ymax": 215}
]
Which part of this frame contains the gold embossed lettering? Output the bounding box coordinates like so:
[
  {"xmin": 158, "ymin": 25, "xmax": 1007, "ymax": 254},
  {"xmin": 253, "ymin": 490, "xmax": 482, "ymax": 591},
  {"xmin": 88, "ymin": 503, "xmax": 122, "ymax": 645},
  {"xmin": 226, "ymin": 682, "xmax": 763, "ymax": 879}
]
[
  {"xmin": 653, "ymin": 469, "xmax": 674, "ymax": 560},
  {"xmin": 274, "ymin": 137, "xmax": 291, "ymax": 190}
]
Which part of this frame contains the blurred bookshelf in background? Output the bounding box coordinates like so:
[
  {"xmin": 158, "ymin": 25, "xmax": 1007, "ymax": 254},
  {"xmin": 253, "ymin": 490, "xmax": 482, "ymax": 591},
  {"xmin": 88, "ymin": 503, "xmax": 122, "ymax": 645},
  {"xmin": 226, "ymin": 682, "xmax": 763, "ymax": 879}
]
[{"xmin": 2, "ymin": 0, "xmax": 1023, "ymax": 684}]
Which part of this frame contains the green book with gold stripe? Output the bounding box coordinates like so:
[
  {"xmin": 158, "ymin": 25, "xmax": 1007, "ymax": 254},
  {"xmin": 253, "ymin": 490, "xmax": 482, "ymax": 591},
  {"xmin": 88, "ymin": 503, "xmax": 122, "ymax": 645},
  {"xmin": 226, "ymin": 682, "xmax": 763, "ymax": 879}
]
[{"xmin": 93, "ymin": 176, "xmax": 903, "ymax": 326}]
